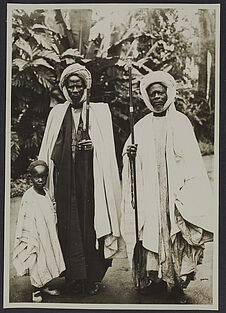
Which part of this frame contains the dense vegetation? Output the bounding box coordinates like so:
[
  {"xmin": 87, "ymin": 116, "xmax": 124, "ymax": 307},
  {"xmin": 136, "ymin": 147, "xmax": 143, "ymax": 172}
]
[{"xmin": 10, "ymin": 8, "xmax": 215, "ymax": 196}]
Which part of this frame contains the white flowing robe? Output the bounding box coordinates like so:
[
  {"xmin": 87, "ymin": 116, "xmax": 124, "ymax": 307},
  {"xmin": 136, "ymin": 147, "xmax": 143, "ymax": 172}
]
[
  {"xmin": 13, "ymin": 187, "xmax": 65, "ymax": 288},
  {"xmin": 121, "ymin": 106, "xmax": 214, "ymax": 266},
  {"xmin": 39, "ymin": 101, "xmax": 122, "ymax": 258}
]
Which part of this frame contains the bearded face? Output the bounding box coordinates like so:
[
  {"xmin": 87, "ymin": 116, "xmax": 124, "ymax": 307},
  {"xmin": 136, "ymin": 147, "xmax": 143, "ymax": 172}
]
[{"xmin": 146, "ymin": 83, "xmax": 167, "ymax": 112}]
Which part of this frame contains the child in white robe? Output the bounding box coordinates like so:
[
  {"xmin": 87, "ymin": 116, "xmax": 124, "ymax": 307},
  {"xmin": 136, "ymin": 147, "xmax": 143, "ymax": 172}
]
[{"xmin": 13, "ymin": 160, "xmax": 65, "ymax": 303}]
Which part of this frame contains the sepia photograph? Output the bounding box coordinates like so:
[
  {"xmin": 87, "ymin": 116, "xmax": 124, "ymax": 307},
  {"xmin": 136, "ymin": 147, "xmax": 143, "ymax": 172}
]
[{"xmin": 4, "ymin": 3, "xmax": 219, "ymax": 310}]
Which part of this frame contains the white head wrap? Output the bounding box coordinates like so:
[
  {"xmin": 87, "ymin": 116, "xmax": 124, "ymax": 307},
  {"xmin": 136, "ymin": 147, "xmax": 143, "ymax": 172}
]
[
  {"xmin": 59, "ymin": 63, "xmax": 92, "ymax": 104},
  {"xmin": 140, "ymin": 71, "xmax": 176, "ymax": 113}
]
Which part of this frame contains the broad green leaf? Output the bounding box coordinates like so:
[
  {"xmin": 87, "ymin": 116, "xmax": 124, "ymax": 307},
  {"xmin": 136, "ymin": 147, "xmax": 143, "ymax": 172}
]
[
  {"xmin": 12, "ymin": 58, "xmax": 28, "ymax": 71},
  {"xmin": 14, "ymin": 37, "xmax": 32, "ymax": 57},
  {"xmin": 51, "ymin": 43, "xmax": 60, "ymax": 54},
  {"xmin": 32, "ymin": 58, "xmax": 54, "ymax": 69},
  {"xmin": 61, "ymin": 48, "xmax": 82, "ymax": 58},
  {"xmin": 33, "ymin": 48, "xmax": 60, "ymax": 62},
  {"xmin": 33, "ymin": 67, "xmax": 54, "ymax": 89},
  {"xmin": 33, "ymin": 33, "xmax": 54, "ymax": 51},
  {"xmin": 32, "ymin": 24, "xmax": 50, "ymax": 31}
]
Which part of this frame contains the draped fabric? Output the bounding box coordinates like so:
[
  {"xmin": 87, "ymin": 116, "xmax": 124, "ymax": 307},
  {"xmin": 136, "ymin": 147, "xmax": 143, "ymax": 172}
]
[
  {"xmin": 52, "ymin": 107, "xmax": 86, "ymax": 280},
  {"xmin": 51, "ymin": 106, "xmax": 111, "ymax": 282},
  {"xmin": 39, "ymin": 101, "xmax": 121, "ymax": 258},
  {"xmin": 152, "ymin": 116, "xmax": 175, "ymax": 286},
  {"xmin": 13, "ymin": 187, "xmax": 65, "ymax": 288},
  {"xmin": 38, "ymin": 63, "xmax": 122, "ymax": 284},
  {"xmin": 121, "ymin": 71, "xmax": 214, "ymax": 289}
]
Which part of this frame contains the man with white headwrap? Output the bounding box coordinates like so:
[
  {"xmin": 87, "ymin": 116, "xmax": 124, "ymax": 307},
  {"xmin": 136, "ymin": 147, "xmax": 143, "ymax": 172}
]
[
  {"xmin": 39, "ymin": 63, "xmax": 121, "ymax": 295},
  {"xmin": 121, "ymin": 71, "xmax": 214, "ymax": 303}
]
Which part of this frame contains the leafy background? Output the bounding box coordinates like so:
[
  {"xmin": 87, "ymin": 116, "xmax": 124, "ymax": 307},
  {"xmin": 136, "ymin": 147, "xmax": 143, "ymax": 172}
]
[{"xmin": 10, "ymin": 8, "xmax": 216, "ymax": 197}]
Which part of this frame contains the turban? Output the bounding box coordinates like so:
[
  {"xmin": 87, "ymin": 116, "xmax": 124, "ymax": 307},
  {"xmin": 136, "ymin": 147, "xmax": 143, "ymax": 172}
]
[
  {"xmin": 27, "ymin": 160, "xmax": 49, "ymax": 174},
  {"xmin": 59, "ymin": 63, "xmax": 92, "ymax": 104},
  {"xmin": 140, "ymin": 71, "xmax": 176, "ymax": 113}
]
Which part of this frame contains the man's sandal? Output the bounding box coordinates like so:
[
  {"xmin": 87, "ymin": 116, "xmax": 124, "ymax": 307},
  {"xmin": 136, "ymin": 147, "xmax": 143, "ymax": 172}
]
[{"xmin": 32, "ymin": 290, "xmax": 42, "ymax": 303}]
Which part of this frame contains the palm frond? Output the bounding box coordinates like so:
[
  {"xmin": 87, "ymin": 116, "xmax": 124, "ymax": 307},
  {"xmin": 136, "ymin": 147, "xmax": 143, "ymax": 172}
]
[
  {"xmin": 33, "ymin": 33, "xmax": 59, "ymax": 53},
  {"xmin": 14, "ymin": 37, "xmax": 32, "ymax": 58},
  {"xmin": 33, "ymin": 49, "xmax": 61, "ymax": 62},
  {"xmin": 12, "ymin": 58, "xmax": 28, "ymax": 71},
  {"xmin": 61, "ymin": 48, "xmax": 82, "ymax": 58},
  {"xmin": 32, "ymin": 58, "xmax": 54, "ymax": 69},
  {"xmin": 33, "ymin": 67, "xmax": 55, "ymax": 89}
]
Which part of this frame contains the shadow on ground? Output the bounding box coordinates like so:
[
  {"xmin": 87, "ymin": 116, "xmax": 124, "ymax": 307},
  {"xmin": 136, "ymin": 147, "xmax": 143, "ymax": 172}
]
[{"xmin": 8, "ymin": 155, "xmax": 214, "ymax": 305}]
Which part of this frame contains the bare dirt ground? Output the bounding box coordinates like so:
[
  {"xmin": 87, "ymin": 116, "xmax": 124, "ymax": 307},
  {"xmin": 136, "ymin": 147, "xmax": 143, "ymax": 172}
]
[{"xmin": 7, "ymin": 155, "xmax": 215, "ymax": 306}]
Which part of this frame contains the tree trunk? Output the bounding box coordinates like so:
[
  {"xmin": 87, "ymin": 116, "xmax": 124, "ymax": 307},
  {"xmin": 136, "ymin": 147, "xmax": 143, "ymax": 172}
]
[{"xmin": 198, "ymin": 9, "xmax": 215, "ymax": 109}]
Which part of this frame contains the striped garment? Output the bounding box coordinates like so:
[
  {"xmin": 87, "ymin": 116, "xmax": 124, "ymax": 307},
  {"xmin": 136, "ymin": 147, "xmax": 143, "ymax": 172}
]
[{"xmin": 13, "ymin": 187, "xmax": 65, "ymax": 288}]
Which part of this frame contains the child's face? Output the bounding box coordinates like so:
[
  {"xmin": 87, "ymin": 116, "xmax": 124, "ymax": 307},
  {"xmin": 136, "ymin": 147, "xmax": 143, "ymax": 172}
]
[{"xmin": 30, "ymin": 165, "xmax": 48, "ymax": 191}]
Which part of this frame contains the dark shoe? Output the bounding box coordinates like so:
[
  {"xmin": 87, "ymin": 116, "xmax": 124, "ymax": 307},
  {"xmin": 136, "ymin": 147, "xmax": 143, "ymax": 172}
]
[
  {"xmin": 175, "ymin": 292, "xmax": 188, "ymax": 304},
  {"xmin": 71, "ymin": 281, "xmax": 83, "ymax": 295},
  {"xmin": 87, "ymin": 282, "xmax": 100, "ymax": 296},
  {"xmin": 65, "ymin": 279, "xmax": 82, "ymax": 295},
  {"xmin": 138, "ymin": 286, "xmax": 150, "ymax": 295},
  {"xmin": 171, "ymin": 286, "xmax": 188, "ymax": 304},
  {"xmin": 136, "ymin": 280, "xmax": 167, "ymax": 296},
  {"xmin": 42, "ymin": 286, "xmax": 60, "ymax": 296}
]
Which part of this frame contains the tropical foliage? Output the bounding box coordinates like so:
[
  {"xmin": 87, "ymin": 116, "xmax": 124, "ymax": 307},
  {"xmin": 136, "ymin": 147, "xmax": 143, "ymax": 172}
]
[{"xmin": 11, "ymin": 8, "xmax": 215, "ymax": 182}]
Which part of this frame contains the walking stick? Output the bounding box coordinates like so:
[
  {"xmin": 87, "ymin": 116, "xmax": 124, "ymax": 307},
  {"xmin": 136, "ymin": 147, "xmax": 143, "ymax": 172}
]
[
  {"xmin": 127, "ymin": 58, "xmax": 141, "ymax": 291},
  {"xmin": 82, "ymin": 80, "xmax": 91, "ymax": 296}
]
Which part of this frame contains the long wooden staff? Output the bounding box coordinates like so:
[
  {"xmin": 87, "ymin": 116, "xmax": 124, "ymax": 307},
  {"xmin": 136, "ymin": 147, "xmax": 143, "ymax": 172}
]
[{"xmin": 128, "ymin": 59, "xmax": 141, "ymax": 291}]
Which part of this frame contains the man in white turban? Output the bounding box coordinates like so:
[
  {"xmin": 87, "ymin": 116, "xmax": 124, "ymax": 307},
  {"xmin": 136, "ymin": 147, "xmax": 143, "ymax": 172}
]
[
  {"xmin": 39, "ymin": 63, "xmax": 121, "ymax": 295},
  {"xmin": 121, "ymin": 71, "xmax": 214, "ymax": 303}
]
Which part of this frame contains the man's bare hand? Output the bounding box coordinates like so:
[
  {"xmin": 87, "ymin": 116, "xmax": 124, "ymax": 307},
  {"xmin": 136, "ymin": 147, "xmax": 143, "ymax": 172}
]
[
  {"xmin": 126, "ymin": 144, "xmax": 138, "ymax": 159},
  {"xmin": 77, "ymin": 139, "xmax": 93, "ymax": 151}
]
